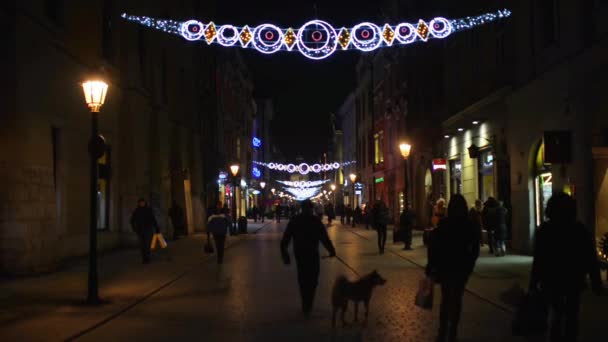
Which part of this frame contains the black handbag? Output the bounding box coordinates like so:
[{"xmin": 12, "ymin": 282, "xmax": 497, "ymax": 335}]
[
  {"xmin": 204, "ymin": 232, "xmax": 214, "ymax": 254},
  {"xmin": 512, "ymin": 291, "xmax": 548, "ymax": 336}
]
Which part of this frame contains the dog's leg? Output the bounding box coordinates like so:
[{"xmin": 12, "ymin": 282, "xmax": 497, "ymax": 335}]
[
  {"xmin": 354, "ymin": 302, "xmax": 359, "ymax": 322},
  {"xmin": 341, "ymin": 302, "xmax": 348, "ymax": 327}
]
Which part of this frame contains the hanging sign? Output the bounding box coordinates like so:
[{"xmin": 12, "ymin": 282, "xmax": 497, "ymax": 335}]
[{"xmin": 432, "ymin": 159, "xmax": 447, "ymax": 171}]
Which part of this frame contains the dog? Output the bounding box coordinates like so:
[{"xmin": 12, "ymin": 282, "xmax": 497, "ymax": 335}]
[{"xmin": 331, "ymin": 270, "xmax": 387, "ymax": 327}]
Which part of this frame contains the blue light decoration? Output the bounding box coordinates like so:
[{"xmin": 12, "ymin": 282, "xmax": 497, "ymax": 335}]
[
  {"xmin": 121, "ymin": 9, "xmax": 511, "ymax": 60},
  {"xmin": 252, "ymin": 166, "xmax": 261, "ymax": 178},
  {"xmin": 252, "ymin": 137, "xmax": 262, "ymax": 148}
]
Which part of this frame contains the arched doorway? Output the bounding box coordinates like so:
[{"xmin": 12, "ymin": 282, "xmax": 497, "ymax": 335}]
[{"xmin": 533, "ymin": 141, "xmax": 552, "ymax": 227}]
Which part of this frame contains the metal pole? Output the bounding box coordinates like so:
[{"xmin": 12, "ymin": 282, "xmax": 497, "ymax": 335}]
[
  {"xmin": 352, "ymin": 182, "xmax": 356, "ymax": 227},
  {"xmin": 87, "ymin": 112, "xmax": 99, "ymax": 304},
  {"xmin": 232, "ymin": 177, "xmax": 237, "ymax": 235},
  {"xmin": 404, "ymin": 158, "xmax": 409, "ymax": 210}
]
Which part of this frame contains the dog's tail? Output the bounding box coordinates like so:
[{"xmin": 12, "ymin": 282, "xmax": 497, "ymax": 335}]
[{"xmin": 332, "ymin": 275, "xmax": 348, "ymax": 306}]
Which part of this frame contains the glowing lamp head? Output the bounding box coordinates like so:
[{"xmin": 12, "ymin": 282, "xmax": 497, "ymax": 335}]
[
  {"xmin": 260, "ymin": 182, "xmax": 266, "ymax": 189},
  {"xmin": 82, "ymin": 80, "xmax": 108, "ymax": 113},
  {"xmin": 399, "ymin": 143, "xmax": 412, "ymax": 159},
  {"xmin": 271, "ymin": 188, "xmax": 276, "ymax": 194},
  {"xmin": 349, "ymin": 173, "xmax": 357, "ymax": 183},
  {"xmin": 330, "ymin": 184, "xmax": 336, "ymax": 191},
  {"xmin": 230, "ymin": 164, "xmax": 240, "ymax": 176}
]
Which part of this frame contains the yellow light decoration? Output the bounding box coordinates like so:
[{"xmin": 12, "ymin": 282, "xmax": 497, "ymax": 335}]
[
  {"xmin": 382, "ymin": 24, "xmax": 395, "ymax": 45},
  {"xmin": 239, "ymin": 26, "xmax": 252, "ymax": 46},
  {"xmin": 416, "ymin": 20, "xmax": 429, "ymax": 41},
  {"xmin": 204, "ymin": 22, "xmax": 217, "ymax": 44},
  {"xmin": 338, "ymin": 28, "xmax": 351, "ymax": 50},
  {"xmin": 284, "ymin": 28, "xmax": 296, "ymax": 50}
]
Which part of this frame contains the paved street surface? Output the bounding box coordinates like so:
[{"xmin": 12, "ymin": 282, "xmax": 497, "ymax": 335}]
[{"xmin": 1, "ymin": 220, "xmax": 606, "ymax": 341}]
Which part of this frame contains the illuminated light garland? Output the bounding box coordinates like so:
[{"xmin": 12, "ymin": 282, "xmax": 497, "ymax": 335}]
[
  {"xmin": 121, "ymin": 9, "xmax": 511, "ymax": 59},
  {"xmin": 276, "ymin": 179, "xmax": 330, "ymax": 188},
  {"xmin": 283, "ymin": 186, "xmax": 322, "ymax": 201},
  {"xmin": 253, "ymin": 161, "xmax": 356, "ymax": 174}
]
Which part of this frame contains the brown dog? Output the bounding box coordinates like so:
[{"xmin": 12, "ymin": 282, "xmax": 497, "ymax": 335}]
[{"xmin": 331, "ymin": 270, "xmax": 387, "ymax": 327}]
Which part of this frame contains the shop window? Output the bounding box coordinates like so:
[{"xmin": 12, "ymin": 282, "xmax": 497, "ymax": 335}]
[
  {"xmin": 450, "ymin": 159, "xmax": 462, "ymax": 195},
  {"xmin": 534, "ymin": 142, "xmax": 552, "ymax": 226},
  {"xmin": 478, "ymin": 150, "xmax": 495, "ymax": 201},
  {"xmin": 374, "ymin": 131, "xmax": 384, "ymax": 164}
]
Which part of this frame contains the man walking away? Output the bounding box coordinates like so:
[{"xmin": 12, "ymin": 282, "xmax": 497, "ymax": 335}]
[
  {"xmin": 494, "ymin": 200, "xmax": 508, "ymax": 256},
  {"xmin": 275, "ymin": 204, "xmax": 282, "ymax": 223},
  {"xmin": 400, "ymin": 206, "xmax": 415, "ymax": 250},
  {"xmin": 168, "ymin": 200, "xmax": 186, "ymax": 240},
  {"xmin": 469, "ymin": 200, "xmax": 484, "ymax": 247},
  {"xmin": 130, "ymin": 198, "xmax": 159, "ymax": 264},
  {"xmin": 281, "ymin": 200, "xmax": 336, "ymax": 316},
  {"xmin": 208, "ymin": 201, "xmax": 231, "ymax": 264},
  {"xmin": 371, "ymin": 200, "xmax": 390, "ymax": 254},
  {"xmin": 530, "ymin": 192, "xmax": 604, "ymax": 341},
  {"xmin": 482, "ymin": 197, "xmax": 498, "ymax": 255},
  {"xmin": 426, "ymin": 194, "xmax": 480, "ymax": 342}
]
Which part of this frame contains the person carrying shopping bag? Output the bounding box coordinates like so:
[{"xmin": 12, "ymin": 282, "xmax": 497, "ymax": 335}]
[
  {"xmin": 130, "ymin": 198, "xmax": 159, "ymax": 264},
  {"xmin": 207, "ymin": 201, "xmax": 231, "ymax": 264}
]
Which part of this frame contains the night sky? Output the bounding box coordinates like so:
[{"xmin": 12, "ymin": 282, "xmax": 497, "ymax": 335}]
[{"xmin": 217, "ymin": 1, "xmax": 381, "ymax": 161}]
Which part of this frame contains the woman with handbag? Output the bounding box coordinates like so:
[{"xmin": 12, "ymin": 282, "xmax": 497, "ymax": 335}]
[{"xmin": 426, "ymin": 194, "xmax": 480, "ymax": 342}]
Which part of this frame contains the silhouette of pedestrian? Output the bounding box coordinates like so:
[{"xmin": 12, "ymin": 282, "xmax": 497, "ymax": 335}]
[
  {"xmin": 400, "ymin": 206, "xmax": 415, "ymax": 250},
  {"xmin": 469, "ymin": 199, "xmax": 484, "ymax": 247},
  {"xmin": 168, "ymin": 200, "xmax": 186, "ymax": 240},
  {"xmin": 530, "ymin": 192, "xmax": 604, "ymax": 341},
  {"xmin": 494, "ymin": 200, "xmax": 508, "ymax": 256},
  {"xmin": 275, "ymin": 204, "xmax": 282, "ymax": 223},
  {"xmin": 371, "ymin": 200, "xmax": 390, "ymax": 254},
  {"xmin": 482, "ymin": 197, "xmax": 498, "ymax": 254},
  {"xmin": 208, "ymin": 201, "xmax": 231, "ymax": 264},
  {"xmin": 130, "ymin": 198, "xmax": 159, "ymax": 264},
  {"xmin": 281, "ymin": 200, "xmax": 336, "ymax": 316},
  {"xmin": 426, "ymin": 194, "xmax": 480, "ymax": 342}
]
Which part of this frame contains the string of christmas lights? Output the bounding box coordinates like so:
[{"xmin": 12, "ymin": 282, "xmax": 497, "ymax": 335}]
[
  {"xmin": 121, "ymin": 9, "xmax": 510, "ymax": 60},
  {"xmin": 283, "ymin": 186, "xmax": 323, "ymax": 201},
  {"xmin": 276, "ymin": 179, "xmax": 330, "ymax": 188},
  {"xmin": 253, "ymin": 161, "xmax": 356, "ymax": 174}
]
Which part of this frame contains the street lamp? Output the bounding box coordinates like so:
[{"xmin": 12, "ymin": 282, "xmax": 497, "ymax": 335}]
[
  {"xmin": 349, "ymin": 173, "xmax": 357, "ymax": 227},
  {"xmin": 399, "ymin": 142, "xmax": 412, "ymax": 211},
  {"xmin": 81, "ymin": 78, "xmax": 109, "ymax": 304},
  {"xmin": 271, "ymin": 188, "xmax": 276, "ymax": 195},
  {"xmin": 260, "ymin": 181, "xmax": 266, "ymax": 189},
  {"xmin": 259, "ymin": 182, "xmax": 266, "ymax": 222},
  {"xmin": 230, "ymin": 163, "xmax": 239, "ymax": 235}
]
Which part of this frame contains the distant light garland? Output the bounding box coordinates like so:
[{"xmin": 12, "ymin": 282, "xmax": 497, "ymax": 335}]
[
  {"xmin": 121, "ymin": 9, "xmax": 511, "ymax": 60},
  {"xmin": 253, "ymin": 161, "xmax": 356, "ymax": 175},
  {"xmin": 283, "ymin": 186, "xmax": 322, "ymax": 201},
  {"xmin": 277, "ymin": 179, "xmax": 330, "ymax": 188}
]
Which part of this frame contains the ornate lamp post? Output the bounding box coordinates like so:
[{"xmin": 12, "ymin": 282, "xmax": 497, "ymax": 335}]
[
  {"xmin": 260, "ymin": 182, "xmax": 266, "ymax": 222},
  {"xmin": 399, "ymin": 142, "xmax": 412, "ymax": 210},
  {"xmin": 349, "ymin": 173, "xmax": 357, "ymax": 227},
  {"xmin": 230, "ymin": 164, "xmax": 239, "ymax": 235},
  {"xmin": 81, "ymin": 79, "xmax": 108, "ymax": 304}
]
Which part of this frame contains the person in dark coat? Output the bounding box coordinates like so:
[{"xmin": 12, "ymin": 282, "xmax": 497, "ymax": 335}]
[
  {"xmin": 281, "ymin": 200, "xmax": 337, "ymax": 316},
  {"xmin": 354, "ymin": 205, "xmax": 363, "ymax": 225},
  {"xmin": 168, "ymin": 200, "xmax": 186, "ymax": 240},
  {"xmin": 494, "ymin": 201, "xmax": 508, "ymax": 256},
  {"xmin": 482, "ymin": 197, "xmax": 498, "ymax": 255},
  {"xmin": 275, "ymin": 204, "xmax": 282, "ymax": 223},
  {"xmin": 530, "ymin": 192, "xmax": 604, "ymax": 341},
  {"xmin": 400, "ymin": 206, "xmax": 416, "ymax": 250},
  {"xmin": 207, "ymin": 201, "xmax": 231, "ymax": 264},
  {"xmin": 426, "ymin": 194, "xmax": 480, "ymax": 342},
  {"xmin": 371, "ymin": 200, "xmax": 390, "ymax": 254},
  {"xmin": 130, "ymin": 198, "xmax": 159, "ymax": 264},
  {"xmin": 469, "ymin": 199, "xmax": 484, "ymax": 247},
  {"xmin": 345, "ymin": 204, "xmax": 353, "ymax": 225},
  {"xmin": 326, "ymin": 203, "xmax": 335, "ymax": 225}
]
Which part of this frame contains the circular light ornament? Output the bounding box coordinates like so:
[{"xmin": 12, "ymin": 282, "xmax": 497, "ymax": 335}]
[
  {"xmin": 395, "ymin": 23, "xmax": 416, "ymax": 44},
  {"xmin": 296, "ymin": 20, "xmax": 338, "ymax": 60},
  {"xmin": 217, "ymin": 25, "xmax": 239, "ymax": 46},
  {"xmin": 268, "ymin": 162, "xmax": 276, "ymax": 169},
  {"xmin": 252, "ymin": 24, "xmax": 284, "ymax": 54},
  {"xmin": 287, "ymin": 164, "xmax": 297, "ymax": 173},
  {"xmin": 332, "ymin": 162, "xmax": 340, "ymax": 169},
  {"xmin": 298, "ymin": 163, "xmax": 310, "ymax": 175},
  {"xmin": 351, "ymin": 22, "xmax": 382, "ymax": 51},
  {"xmin": 311, "ymin": 164, "xmax": 322, "ymax": 173},
  {"xmin": 429, "ymin": 17, "xmax": 452, "ymax": 39},
  {"xmin": 180, "ymin": 20, "xmax": 205, "ymax": 41}
]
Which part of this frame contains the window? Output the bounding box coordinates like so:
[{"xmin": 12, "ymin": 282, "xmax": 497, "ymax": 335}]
[
  {"xmin": 45, "ymin": 0, "xmax": 64, "ymax": 27},
  {"xmin": 102, "ymin": 0, "xmax": 114, "ymax": 62},
  {"xmin": 534, "ymin": 142, "xmax": 552, "ymax": 226},
  {"xmin": 450, "ymin": 159, "xmax": 462, "ymax": 196},
  {"xmin": 374, "ymin": 131, "xmax": 384, "ymax": 164},
  {"xmin": 477, "ymin": 150, "xmax": 495, "ymax": 201}
]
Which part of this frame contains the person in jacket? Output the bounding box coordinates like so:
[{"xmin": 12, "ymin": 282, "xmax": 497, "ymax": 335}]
[
  {"xmin": 431, "ymin": 198, "xmax": 447, "ymax": 228},
  {"xmin": 371, "ymin": 200, "xmax": 390, "ymax": 254},
  {"xmin": 281, "ymin": 200, "xmax": 336, "ymax": 316},
  {"xmin": 168, "ymin": 200, "xmax": 186, "ymax": 240},
  {"xmin": 482, "ymin": 197, "xmax": 499, "ymax": 255},
  {"xmin": 345, "ymin": 204, "xmax": 353, "ymax": 225},
  {"xmin": 326, "ymin": 203, "xmax": 335, "ymax": 225},
  {"xmin": 354, "ymin": 205, "xmax": 363, "ymax": 225},
  {"xmin": 207, "ymin": 201, "xmax": 231, "ymax": 264},
  {"xmin": 400, "ymin": 206, "xmax": 416, "ymax": 250},
  {"xmin": 469, "ymin": 200, "xmax": 484, "ymax": 247},
  {"xmin": 494, "ymin": 201, "xmax": 508, "ymax": 256},
  {"xmin": 426, "ymin": 194, "xmax": 480, "ymax": 342},
  {"xmin": 530, "ymin": 192, "xmax": 604, "ymax": 341},
  {"xmin": 130, "ymin": 198, "xmax": 159, "ymax": 264},
  {"xmin": 275, "ymin": 204, "xmax": 282, "ymax": 223}
]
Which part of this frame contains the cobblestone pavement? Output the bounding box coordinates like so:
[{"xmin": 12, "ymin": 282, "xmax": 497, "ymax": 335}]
[{"xmin": 74, "ymin": 222, "xmax": 525, "ymax": 342}]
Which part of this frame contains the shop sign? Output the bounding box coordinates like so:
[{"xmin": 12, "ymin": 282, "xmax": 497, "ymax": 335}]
[
  {"xmin": 375, "ymin": 177, "xmax": 384, "ymax": 184},
  {"xmin": 432, "ymin": 158, "xmax": 447, "ymax": 171}
]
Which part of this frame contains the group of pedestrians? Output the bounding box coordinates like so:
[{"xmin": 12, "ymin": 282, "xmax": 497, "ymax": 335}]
[{"xmin": 425, "ymin": 192, "xmax": 604, "ymax": 341}]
